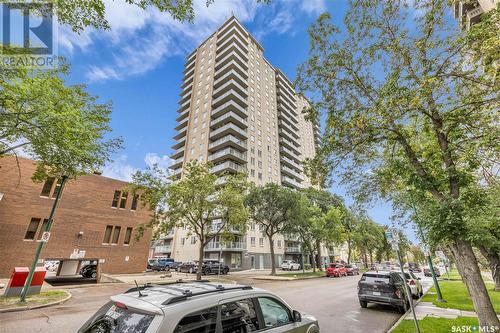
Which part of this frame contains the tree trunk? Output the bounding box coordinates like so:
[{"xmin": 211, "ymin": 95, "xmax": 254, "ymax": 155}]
[
  {"xmin": 311, "ymin": 252, "xmax": 317, "ymax": 273},
  {"xmin": 479, "ymin": 245, "xmax": 500, "ymax": 291},
  {"xmin": 369, "ymin": 250, "xmax": 373, "ymax": 266},
  {"xmin": 316, "ymin": 240, "xmax": 323, "ymax": 271},
  {"xmin": 449, "ymin": 240, "xmax": 500, "ymax": 328},
  {"xmin": 268, "ymin": 236, "xmax": 276, "ymax": 276},
  {"xmin": 363, "ymin": 250, "xmax": 368, "ymax": 269},
  {"xmin": 197, "ymin": 239, "xmax": 205, "ymax": 281}
]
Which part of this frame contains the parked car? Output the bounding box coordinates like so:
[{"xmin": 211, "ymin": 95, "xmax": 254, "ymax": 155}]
[
  {"xmin": 400, "ymin": 272, "xmax": 423, "ymax": 298},
  {"xmin": 178, "ymin": 260, "xmax": 230, "ymax": 275},
  {"xmin": 151, "ymin": 258, "xmax": 181, "ymax": 271},
  {"xmin": 78, "ymin": 281, "xmax": 320, "ymax": 333},
  {"xmin": 281, "ymin": 260, "xmax": 301, "ymax": 271},
  {"xmin": 44, "ymin": 260, "xmax": 59, "ymax": 272},
  {"xmin": 147, "ymin": 259, "xmax": 157, "ymax": 270},
  {"xmin": 326, "ymin": 263, "xmax": 347, "ymax": 277},
  {"xmin": 345, "ymin": 264, "xmax": 360, "ymax": 275},
  {"xmin": 408, "ymin": 263, "xmax": 422, "ymax": 273},
  {"xmin": 358, "ymin": 270, "xmax": 411, "ymax": 314},
  {"xmin": 424, "ymin": 267, "xmax": 441, "ymax": 277},
  {"xmin": 80, "ymin": 264, "xmax": 97, "ymax": 279}
]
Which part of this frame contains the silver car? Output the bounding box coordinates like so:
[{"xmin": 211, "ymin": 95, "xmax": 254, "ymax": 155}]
[{"xmin": 78, "ymin": 281, "xmax": 320, "ymax": 333}]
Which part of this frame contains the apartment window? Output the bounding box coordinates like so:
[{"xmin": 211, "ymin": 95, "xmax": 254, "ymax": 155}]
[
  {"xmin": 259, "ymin": 238, "xmax": 264, "ymax": 247},
  {"xmin": 250, "ymin": 169, "xmax": 255, "ymax": 177},
  {"xmin": 191, "ymin": 236, "xmax": 196, "ymax": 244},
  {"xmin": 40, "ymin": 178, "xmax": 55, "ymax": 197},
  {"xmin": 131, "ymin": 194, "xmax": 139, "ymax": 211},
  {"xmin": 258, "ymin": 161, "xmax": 262, "ymax": 169},
  {"xmin": 24, "ymin": 218, "xmax": 41, "ymax": 240},
  {"xmin": 52, "ymin": 178, "xmax": 62, "ymax": 198},
  {"xmin": 119, "ymin": 192, "xmax": 128, "ymax": 209},
  {"xmin": 250, "ymin": 223, "xmax": 255, "ymax": 230},
  {"xmin": 258, "ymin": 150, "xmax": 262, "ymax": 157},
  {"xmin": 251, "ymin": 237, "xmax": 256, "ymax": 246},
  {"xmin": 124, "ymin": 227, "xmax": 133, "ymax": 245},
  {"xmin": 103, "ymin": 225, "xmax": 113, "ymax": 243},
  {"xmin": 181, "ymin": 238, "xmax": 185, "ymax": 245},
  {"xmin": 251, "ymin": 157, "xmax": 255, "ymax": 165},
  {"xmin": 111, "ymin": 190, "xmax": 121, "ymax": 208},
  {"xmin": 258, "ymin": 172, "xmax": 262, "ymax": 180},
  {"xmin": 277, "ymin": 240, "xmax": 282, "ymax": 248},
  {"xmin": 37, "ymin": 219, "xmax": 49, "ymax": 240},
  {"xmin": 112, "ymin": 226, "xmax": 121, "ymax": 244}
]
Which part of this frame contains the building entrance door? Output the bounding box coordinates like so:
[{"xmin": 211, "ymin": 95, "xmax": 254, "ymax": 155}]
[
  {"xmin": 251, "ymin": 255, "xmax": 255, "ymax": 269},
  {"xmin": 259, "ymin": 255, "xmax": 264, "ymax": 269}
]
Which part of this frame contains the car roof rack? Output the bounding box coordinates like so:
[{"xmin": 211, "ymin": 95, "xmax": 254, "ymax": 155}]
[
  {"xmin": 162, "ymin": 284, "xmax": 253, "ymax": 305},
  {"xmin": 124, "ymin": 279, "xmax": 212, "ymax": 294}
]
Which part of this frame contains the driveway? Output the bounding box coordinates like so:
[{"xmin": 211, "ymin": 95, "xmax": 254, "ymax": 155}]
[{"xmin": 0, "ymin": 272, "xmax": 421, "ymax": 333}]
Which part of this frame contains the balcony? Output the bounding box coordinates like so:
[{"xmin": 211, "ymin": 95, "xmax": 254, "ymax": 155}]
[
  {"xmin": 281, "ymin": 175, "xmax": 302, "ymax": 189},
  {"xmin": 205, "ymin": 241, "xmax": 246, "ymax": 251},
  {"xmin": 182, "ymin": 81, "xmax": 193, "ymax": 93},
  {"xmin": 218, "ymin": 18, "xmax": 248, "ymax": 42},
  {"xmin": 285, "ymin": 246, "xmax": 301, "ymax": 253},
  {"xmin": 280, "ymin": 155, "xmax": 302, "ymax": 171},
  {"xmin": 186, "ymin": 50, "xmax": 196, "ymax": 64},
  {"xmin": 279, "ymin": 145, "xmax": 301, "ymax": 160},
  {"xmin": 281, "ymin": 165, "xmax": 303, "ymax": 181},
  {"xmin": 213, "ymin": 69, "xmax": 248, "ymax": 90},
  {"xmin": 214, "ymin": 59, "xmax": 248, "ymax": 81},
  {"xmin": 278, "ymin": 104, "xmax": 298, "ymax": 124},
  {"xmin": 175, "ymin": 117, "xmax": 189, "ymax": 131},
  {"xmin": 172, "ymin": 136, "xmax": 186, "ymax": 150},
  {"xmin": 171, "ymin": 145, "xmax": 185, "ymax": 159},
  {"xmin": 158, "ymin": 230, "xmax": 175, "ymax": 239},
  {"xmin": 278, "ymin": 95, "xmax": 297, "ymax": 114},
  {"xmin": 171, "ymin": 157, "xmax": 184, "ymax": 169},
  {"xmin": 181, "ymin": 75, "xmax": 194, "ymax": 89},
  {"xmin": 466, "ymin": 6, "xmax": 483, "ymax": 29},
  {"xmin": 279, "ymin": 128, "xmax": 300, "ymax": 147},
  {"xmin": 155, "ymin": 245, "xmax": 172, "ymax": 253},
  {"xmin": 211, "ymin": 161, "xmax": 246, "ymax": 174},
  {"xmin": 178, "ymin": 99, "xmax": 190, "ymax": 113},
  {"xmin": 210, "ymin": 122, "xmax": 247, "ymax": 140},
  {"xmin": 278, "ymin": 120, "xmax": 299, "ymax": 138},
  {"xmin": 213, "ymin": 79, "xmax": 248, "ymax": 100},
  {"xmin": 184, "ymin": 57, "xmax": 196, "ymax": 74},
  {"xmin": 212, "ymin": 89, "xmax": 247, "ymax": 110},
  {"xmin": 173, "ymin": 127, "xmax": 187, "ymax": 141},
  {"xmin": 184, "ymin": 66, "xmax": 195, "ymax": 81},
  {"xmin": 171, "ymin": 168, "xmax": 182, "ymax": 179},
  {"xmin": 217, "ymin": 25, "xmax": 248, "ymax": 48},
  {"xmin": 212, "ymin": 100, "xmax": 247, "ymax": 119},
  {"xmin": 279, "ymin": 137, "xmax": 301, "ymax": 155},
  {"xmin": 176, "ymin": 109, "xmax": 189, "ymax": 122},
  {"xmin": 216, "ymin": 39, "xmax": 248, "ymax": 63},
  {"xmin": 215, "ymin": 51, "xmax": 248, "ymax": 73},
  {"xmin": 210, "ymin": 111, "xmax": 247, "ymax": 129},
  {"xmin": 209, "ymin": 135, "xmax": 247, "ymax": 152},
  {"xmin": 208, "ymin": 147, "xmax": 246, "ymax": 164}
]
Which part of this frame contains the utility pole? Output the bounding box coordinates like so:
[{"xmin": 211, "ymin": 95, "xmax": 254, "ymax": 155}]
[
  {"xmin": 20, "ymin": 175, "xmax": 68, "ymax": 302},
  {"xmin": 407, "ymin": 189, "xmax": 445, "ymax": 303}
]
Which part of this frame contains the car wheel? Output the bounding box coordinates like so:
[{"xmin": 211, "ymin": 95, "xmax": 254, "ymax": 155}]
[
  {"xmin": 204, "ymin": 269, "xmax": 210, "ymax": 275},
  {"xmin": 359, "ymin": 300, "xmax": 368, "ymax": 308},
  {"xmin": 189, "ymin": 267, "xmax": 194, "ymax": 274},
  {"xmin": 91, "ymin": 271, "xmax": 97, "ymax": 279},
  {"xmin": 223, "ymin": 268, "xmax": 229, "ymax": 275},
  {"xmin": 398, "ymin": 301, "xmax": 409, "ymax": 314}
]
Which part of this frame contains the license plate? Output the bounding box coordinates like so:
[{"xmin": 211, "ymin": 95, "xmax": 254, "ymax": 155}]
[{"xmin": 372, "ymin": 291, "xmax": 381, "ymax": 296}]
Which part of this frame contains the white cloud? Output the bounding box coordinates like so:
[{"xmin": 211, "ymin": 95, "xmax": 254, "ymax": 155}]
[
  {"xmin": 102, "ymin": 154, "xmax": 138, "ymax": 181},
  {"xmin": 58, "ymin": 0, "xmax": 325, "ymax": 82},
  {"xmin": 144, "ymin": 152, "xmax": 172, "ymax": 171}
]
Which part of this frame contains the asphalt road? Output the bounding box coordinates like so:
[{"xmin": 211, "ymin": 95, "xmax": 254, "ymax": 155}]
[{"xmin": 0, "ymin": 274, "xmax": 404, "ymax": 333}]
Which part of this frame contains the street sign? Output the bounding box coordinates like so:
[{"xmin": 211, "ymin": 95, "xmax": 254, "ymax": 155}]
[
  {"xmin": 385, "ymin": 229, "xmax": 399, "ymax": 250},
  {"xmin": 422, "ymin": 244, "xmax": 430, "ymax": 256},
  {"xmin": 40, "ymin": 232, "xmax": 50, "ymax": 242}
]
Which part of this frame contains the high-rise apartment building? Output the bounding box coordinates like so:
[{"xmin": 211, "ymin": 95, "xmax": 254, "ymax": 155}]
[
  {"xmin": 453, "ymin": 0, "xmax": 498, "ymax": 30},
  {"xmin": 162, "ymin": 16, "xmax": 335, "ymax": 270}
]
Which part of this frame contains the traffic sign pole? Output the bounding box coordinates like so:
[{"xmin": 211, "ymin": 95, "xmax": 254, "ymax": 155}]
[
  {"xmin": 397, "ymin": 248, "xmax": 420, "ymax": 333},
  {"xmin": 20, "ymin": 175, "xmax": 68, "ymax": 303}
]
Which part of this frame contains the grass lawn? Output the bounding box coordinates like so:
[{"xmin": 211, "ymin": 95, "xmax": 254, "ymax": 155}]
[
  {"xmin": 0, "ymin": 290, "xmax": 69, "ymax": 309},
  {"xmin": 439, "ymin": 269, "xmax": 463, "ymax": 281},
  {"xmin": 391, "ymin": 316, "xmax": 479, "ymax": 333},
  {"xmin": 279, "ymin": 271, "xmax": 326, "ymax": 278},
  {"xmin": 421, "ymin": 280, "xmax": 500, "ymax": 313}
]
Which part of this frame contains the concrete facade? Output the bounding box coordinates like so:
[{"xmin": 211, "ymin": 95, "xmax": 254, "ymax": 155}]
[
  {"xmin": 453, "ymin": 0, "xmax": 499, "ymax": 30},
  {"xmin": 163, "ymin": 16, "xmax": 337, "ymax": 270},
  {"xmin": 0, "ymin": 156, "xmax": 152, "ymax": 278}
]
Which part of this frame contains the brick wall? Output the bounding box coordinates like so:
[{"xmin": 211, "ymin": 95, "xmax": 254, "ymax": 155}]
[{"xmin": 0, "ymin": 156, "xmax": 152, "ymax": 278}]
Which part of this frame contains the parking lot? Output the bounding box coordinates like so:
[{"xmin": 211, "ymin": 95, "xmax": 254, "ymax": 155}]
[{"xmin": 0, "ymin": 270, "xmax": 432, "ymax": 333}]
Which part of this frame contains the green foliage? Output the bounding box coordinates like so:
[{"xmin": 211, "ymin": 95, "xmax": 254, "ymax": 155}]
[
  {"xmin": 51, "ymin": 0, "xmax": 272, "ymax": 33},
  {"xmin": 0, "ymin": 55, "xmax": 122, "ymax": 181},
  {"xmin": 391, "ymin": 316, "xmax": 479, "ymax": 333}
]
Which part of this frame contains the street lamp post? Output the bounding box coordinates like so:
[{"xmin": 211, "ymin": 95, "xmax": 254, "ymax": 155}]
[{"xmin": 20, "ymin": 175, "xmax": 68, "ymax": 302}]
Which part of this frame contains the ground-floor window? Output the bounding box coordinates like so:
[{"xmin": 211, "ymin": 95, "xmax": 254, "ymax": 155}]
[{"xmin": 230, "ymin": 253, "xmax": 241, "ymax": 268}]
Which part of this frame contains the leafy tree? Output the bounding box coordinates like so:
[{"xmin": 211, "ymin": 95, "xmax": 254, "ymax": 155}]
[
  {"xmin": 49, "ymin": 0, "xmax": 271, "ymax": 33},
  {"xmin": 245, "ymin": 184, "xmax": 301, "ymax": 275},
  {"xmin": 409, "ymin": 245, "xmax": 426, "ymax": 266},
  {"xmin": 297, "ymin": 0, "xmax": 499, "ymax": 326},
  {"xmin": 352, "ymin": 216, "xmax": 385, "ymax": 267},
  {"xmin": 0, "ymin": 57, "xmax": 122, "ymax": 180},
  {"xmin": 130, "ymin": 161, "xmax": 248, "ymax": 280}
]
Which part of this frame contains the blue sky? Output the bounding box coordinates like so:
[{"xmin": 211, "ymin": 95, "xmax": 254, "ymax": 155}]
[{"xmin": 56, "ymin": 0, "xmax": 411, "ymax": 240}]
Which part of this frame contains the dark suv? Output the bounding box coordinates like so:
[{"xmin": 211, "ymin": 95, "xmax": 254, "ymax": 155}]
[
  {"xmin": 358, "ymin": 271, "xmax": 410, "ymax": 313},
  {"xmin": 179, "ymin": 260, "xmax": 230, "ymax": 275}
]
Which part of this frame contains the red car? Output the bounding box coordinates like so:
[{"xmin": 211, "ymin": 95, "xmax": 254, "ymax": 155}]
[{"xmin": 326, "ymin": 263, "xmax": 347, "ymax": 277}]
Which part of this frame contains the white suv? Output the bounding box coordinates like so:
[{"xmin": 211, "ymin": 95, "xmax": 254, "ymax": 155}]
[
  {"xmin": 281, "ymin": 260, "xmax": 301, "ymax": 271},
  {"xmin": 78, "ymin": 281, "xmax": 319, "ymax": 333}
]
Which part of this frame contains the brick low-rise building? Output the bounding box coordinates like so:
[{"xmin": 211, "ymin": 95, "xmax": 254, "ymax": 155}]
[{"xmin": 0, "ymin": 156, "xmax": 152, "ymax": 279}]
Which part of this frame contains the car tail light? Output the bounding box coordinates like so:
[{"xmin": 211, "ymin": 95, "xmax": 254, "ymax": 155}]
[
  {"xmin": 409, "ymin": 280, "xmax": 416, "ymax": 285},
  {"xmin": 395, "ymin": 290, "xmax": 402, "ymax": 299},
  {"xmin": 115, "ymin": 302, "xmax": 128, "ymax": 310}
]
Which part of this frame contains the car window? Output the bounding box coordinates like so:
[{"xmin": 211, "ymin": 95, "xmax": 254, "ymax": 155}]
[
  {"xmin": 78, "ymin": 302, "xmax": 154, "ymax": 333},
  {"xmin": 173, "ymin": 306, "xmax": 217, "ymax": 333},
  {"xmin": 257, "ymin": 297, "xmax": 292, "ymax": 329},
  {"xmin": 361, "ymin": 273, "xmax": 390, "ymax": 284},
  {"xmin": 220, "ymin": 298, "xmax": 260, "ymax": 332}
]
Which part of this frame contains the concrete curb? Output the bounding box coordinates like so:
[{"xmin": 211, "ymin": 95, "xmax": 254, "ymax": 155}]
[
  {"xmin": 252, "ymin": 275, "xmax": 326, "ymax": 281},
  {"xmin": 0, "ymin": 290, "xmax": 72, "ymax": 313}
]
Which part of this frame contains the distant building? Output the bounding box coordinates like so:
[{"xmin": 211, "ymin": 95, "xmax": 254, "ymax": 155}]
[
  {"xmin": 0, "ymin": 156, "xmax": 152, "ymax": 279},
  {"xmin": 453, "ymin": 0, "xmax": 499, "ymax": 30}
]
